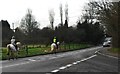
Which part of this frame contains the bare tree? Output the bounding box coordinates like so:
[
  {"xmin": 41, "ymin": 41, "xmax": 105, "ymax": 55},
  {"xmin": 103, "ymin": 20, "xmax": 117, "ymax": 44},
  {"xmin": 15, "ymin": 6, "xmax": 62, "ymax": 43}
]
[
  {"xmin": 59, "ymin": 3, "xmax": 63, "ymax": 26},
  {"xmin": 49, "ymin": 9, "xmax": 55, "ymax": 30},
  {"xmin": 20, "ymin": 9, "xmax": 39, "ymax": 35},
  {"xmin": 82, "ymin": 1, "xmax": 96, "ymax": 23},
  {"xmin": 65, "ymin": 3, "xmax": 68, "ymax": 21},
  {"xmin": 64, "ymin": 3, "xmax": 68, "ymax": 28}
]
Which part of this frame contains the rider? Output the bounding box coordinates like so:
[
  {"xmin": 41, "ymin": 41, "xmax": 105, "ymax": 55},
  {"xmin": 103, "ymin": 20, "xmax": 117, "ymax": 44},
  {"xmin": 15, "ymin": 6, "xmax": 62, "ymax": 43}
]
[
  {"xmin": 11, "ymin": 36, "xmax": 17, "ymax": 49},
  {"xmin": 53, "ymin": 36, "xmax": 58, "ymax": 49}
]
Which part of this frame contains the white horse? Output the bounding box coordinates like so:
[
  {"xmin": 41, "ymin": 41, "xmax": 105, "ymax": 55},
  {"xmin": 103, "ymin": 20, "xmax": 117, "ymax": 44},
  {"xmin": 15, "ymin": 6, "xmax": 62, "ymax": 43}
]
[
  {"xmin": 51, "ymin": 43, "xmax": 57, "ymax": 52},
  {"xmin": 51, "ymin": 42, "xmax": 60, "ymax": 53},
  {"xmin": 7, "ymin": 42, "xmax": 21, "ymax": 60},
  {"xmin": 44, "ymin": 42, "xmax": 60, "ymax": 53}
]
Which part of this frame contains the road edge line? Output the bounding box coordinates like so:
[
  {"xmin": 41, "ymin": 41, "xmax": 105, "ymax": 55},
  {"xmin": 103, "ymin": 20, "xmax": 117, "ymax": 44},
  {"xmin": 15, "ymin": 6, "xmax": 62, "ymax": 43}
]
[{"xmin": 96, "ymin": 51, "xmax": 118, "ymax": 59}]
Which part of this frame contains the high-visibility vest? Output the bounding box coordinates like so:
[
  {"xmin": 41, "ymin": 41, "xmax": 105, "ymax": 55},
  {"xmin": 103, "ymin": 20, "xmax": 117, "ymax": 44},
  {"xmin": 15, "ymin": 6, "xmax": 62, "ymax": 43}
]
[{"xmin": 53, "ymin": 38, "xmax": 56, "ymax": 43}]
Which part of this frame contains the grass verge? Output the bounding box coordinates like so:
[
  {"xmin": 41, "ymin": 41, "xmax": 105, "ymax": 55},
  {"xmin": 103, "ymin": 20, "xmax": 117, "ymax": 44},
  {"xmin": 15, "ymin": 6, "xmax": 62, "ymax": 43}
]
[
  {"xmin": 108, "ymin": 48, "xmax": 120, "ymax": 54},
  {"xmin": 1, "ymin": 44, "xmax": 92, "ymax": 60}
]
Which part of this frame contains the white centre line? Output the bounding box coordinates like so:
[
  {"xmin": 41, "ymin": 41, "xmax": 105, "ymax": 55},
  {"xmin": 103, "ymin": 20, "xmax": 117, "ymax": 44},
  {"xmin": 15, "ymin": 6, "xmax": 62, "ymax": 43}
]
[
  {"xmin": 82, "ymin": 55, "xmax": 97, "ymax": 61},
  {"xmin": 76, "ymin": 61, "xmax": 80, "ymax": 63},
  {"xmin": 51, "ymin": 69, "xmax": 59, "ymax": 72},
  {"xmin": 51, "ymin": 54, "xmax": 97, "ymax": 73},
  {"xmin": 66, "ymin": 64, "xmax": 72, "ymax": 67},
  {"xmin": 59, "ymin": 66, "xmax": 67, "ymax": 70},
  {"xmin": 72, "ymin": 62, "xmax": 77, "ymax": 65}
]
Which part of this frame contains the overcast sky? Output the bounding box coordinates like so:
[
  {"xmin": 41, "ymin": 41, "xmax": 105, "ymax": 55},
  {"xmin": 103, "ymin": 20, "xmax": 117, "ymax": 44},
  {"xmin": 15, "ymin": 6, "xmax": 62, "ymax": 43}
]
[{"xmin": 0, "ymin": 0, "xmax": 89, "ymax": 29}]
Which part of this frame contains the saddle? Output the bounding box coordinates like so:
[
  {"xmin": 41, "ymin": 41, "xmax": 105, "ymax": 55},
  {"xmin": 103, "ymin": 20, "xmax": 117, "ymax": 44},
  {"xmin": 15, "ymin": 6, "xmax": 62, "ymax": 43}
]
[
  {"xmin": 14, "ymin": 44, "xmax": 17, "ymax": 50},
  {"xmin": 10, "ymin": 44, "xmax": 18, "ymax": 51}
]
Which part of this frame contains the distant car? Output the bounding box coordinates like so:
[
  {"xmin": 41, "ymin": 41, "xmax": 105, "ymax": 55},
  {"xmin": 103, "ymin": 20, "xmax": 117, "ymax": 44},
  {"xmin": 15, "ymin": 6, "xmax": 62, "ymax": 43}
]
[{"xmin": 103, "ymin": 37, "xmax": 112, "ymax": 47}]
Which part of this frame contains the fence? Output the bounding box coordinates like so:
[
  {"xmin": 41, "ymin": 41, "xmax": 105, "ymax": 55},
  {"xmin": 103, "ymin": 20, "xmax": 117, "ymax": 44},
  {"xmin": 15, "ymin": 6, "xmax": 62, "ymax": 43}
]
[{"xmin": 1, "ymin": 43, "xmax": 91, "ymax": 60}]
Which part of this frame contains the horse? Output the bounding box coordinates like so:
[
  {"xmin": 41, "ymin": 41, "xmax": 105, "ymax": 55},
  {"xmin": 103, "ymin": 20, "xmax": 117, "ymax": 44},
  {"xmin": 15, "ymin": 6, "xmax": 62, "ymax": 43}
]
[
  {"xmin": 44, "ymin": 42, "xmax": 60, "ymax": 54},
  {"xmin": 7, "ymin": 42, "xmax": 21, "ymax": 60},
  {"xmin": 51, "ymin": 43, "xmax": 57, "ymax": 53},
  {"xmin": 51, "ymin": 42, "xmax": 60, "ymax": 53},
  {"xmin": 44, "ymin": 43, "xmax": 57, "ymax": 53}
]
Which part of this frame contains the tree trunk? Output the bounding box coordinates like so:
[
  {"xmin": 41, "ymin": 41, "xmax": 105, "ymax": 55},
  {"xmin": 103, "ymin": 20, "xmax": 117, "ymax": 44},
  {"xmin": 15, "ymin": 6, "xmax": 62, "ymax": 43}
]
[
  {"xmin": 112, "ymin": 31, "xmax": 120, "ymax": 48},
  {"xmin": 112, "ymin": 2, "xmax": 120, "ymax": 48},
  {"xmin": 118, "ymin": 1, "xmax": 120, "ymax": 48}
]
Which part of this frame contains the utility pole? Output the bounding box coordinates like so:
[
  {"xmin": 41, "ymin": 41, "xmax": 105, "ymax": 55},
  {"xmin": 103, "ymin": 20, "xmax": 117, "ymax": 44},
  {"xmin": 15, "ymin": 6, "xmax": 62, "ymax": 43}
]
[{"xmin": 12, "ymin": 23, "xmax": 15, "ymax": 32}]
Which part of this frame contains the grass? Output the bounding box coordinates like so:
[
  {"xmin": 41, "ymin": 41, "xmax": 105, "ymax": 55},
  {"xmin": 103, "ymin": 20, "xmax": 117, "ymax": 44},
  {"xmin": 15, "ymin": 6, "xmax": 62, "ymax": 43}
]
[
  {"xmin": 1, "ymin": 47, "xmax": 49, "ymax": 60},
  {"xmin": 108, "ymin": 48, "xmax": 120, "ymax": 54},
  {"xmin": 1, "ymin": 44, "xmax": 91, "ymax": 60}
]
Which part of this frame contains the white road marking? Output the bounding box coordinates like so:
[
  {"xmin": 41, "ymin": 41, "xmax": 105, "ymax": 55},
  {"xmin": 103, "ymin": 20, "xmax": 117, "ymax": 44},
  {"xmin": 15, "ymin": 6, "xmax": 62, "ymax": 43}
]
[
  {"xmin": 79, "ymin": 55, "xmax": 97, "ymax": 62},
  {"xmin": 84, "ymin": 55, "xmax": 97, "ymax": 60},
  {"xmin": 76, "ymin": 61, "xmax": 80, "ymax": 63},
  {"xmin": 72, "ymin": 62, "xmax": 77, "ymax": 65},
  {"xmin": 1, "ymin": 62, "xmax": 30, "ymax": 68},
  {"xmin": 51, "ymin": 54, "xmax": 97, "ymax": 73},
  {"xmin": 59, "ymin": 66, "xmax": 67, "ymax": 70},
  {"xmin": 1, "ymin": 56, "xmax": 57, "ymax": 69},
  {"xmin": 28, "ymin": 59, "xmax": 36, "ymax": 61},
  {"xmin": 46, "ymin": 73, "xmax": 52, "ymax": 74},
  {"xmin": 97, "ymin": 52, "xmax": 118, "ymax": 59},
  {"xmin": 66, "ymin": 64, "xmax": 72, "ymax": 67},
  {"xmin": 1, "ymin": 59, "xmax": 37, "ymax": 68},
  {"xmin": 95, "ymin": 51, "xmax": 99, "ymax": 54},
  {"xmin": 51, "ymin": 69, "xmax": 59, "ymax": 72},
  {"xmin": 49, "ymin": 57, "xmax": 57, "ymax": 59}
]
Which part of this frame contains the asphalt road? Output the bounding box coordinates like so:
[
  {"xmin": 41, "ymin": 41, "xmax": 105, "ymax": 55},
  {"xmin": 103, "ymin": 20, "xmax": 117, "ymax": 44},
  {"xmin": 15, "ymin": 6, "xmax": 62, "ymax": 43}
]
[{"xmin": 1, "ymin": 46, "xmax": 119, "ymax": 74}]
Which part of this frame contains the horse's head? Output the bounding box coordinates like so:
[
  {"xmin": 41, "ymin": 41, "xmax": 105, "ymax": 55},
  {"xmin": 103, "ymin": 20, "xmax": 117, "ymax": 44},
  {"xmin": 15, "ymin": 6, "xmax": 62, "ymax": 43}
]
[
  {"xmin": 57, "ymin": 42, "xmax": 60, "ymax": 45},
  {"xmin": 16, "ymin": 42, "xmax": 21, "ymax": 50}
]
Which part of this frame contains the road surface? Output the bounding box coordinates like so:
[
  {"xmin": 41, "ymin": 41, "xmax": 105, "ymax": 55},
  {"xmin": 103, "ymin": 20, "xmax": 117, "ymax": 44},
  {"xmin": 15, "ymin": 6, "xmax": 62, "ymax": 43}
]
[{"xmin": 1, "ymin": 46, "xmax": 119, "ymax": 74}]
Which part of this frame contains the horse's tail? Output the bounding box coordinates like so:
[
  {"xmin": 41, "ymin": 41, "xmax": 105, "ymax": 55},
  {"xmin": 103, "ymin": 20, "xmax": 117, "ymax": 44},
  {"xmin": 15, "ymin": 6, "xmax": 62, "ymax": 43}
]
[
  {"xmin": 51, "ymin": 45, "xmax": 54, "ymax": 51},
  {"xmin": 7, "ymin": 44, "xmax": 12, "ymax": 55}
]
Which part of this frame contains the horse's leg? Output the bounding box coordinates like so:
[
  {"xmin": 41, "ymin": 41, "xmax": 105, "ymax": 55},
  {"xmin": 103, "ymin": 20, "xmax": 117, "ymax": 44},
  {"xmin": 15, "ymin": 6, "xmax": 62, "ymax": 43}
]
[
  {"xmin": 10, "ymin": 51, "xmax": 13, "ymax": 60},
  {"xmin": 54, "ymin": 47, "xmax": 56, "ymax": 54},
  {"xmin": 13, "ymin": 51, "xmax": 17, "ymax": 60},
  {"xmin": 7, "ymin": 46, "xmax": 11, "ymax": 60},
  {"xmin": 15, "ymin": 51, "xmax": 17, "ymax": 59},
  {"xmin": 15, "ymin": 50, "xmax": 18, "ymax": 59},
  {"xmin": 54, "ymin": 48, "xmax": 56, "ymax": 54},
  {"xmin": 11, "ymin": 51, "xmax": 15, "ymax": 60},
  {"xmin": 11, "ymin": 51, "xmax": 13, "ymax": 60},
  {"xmin": 8, "ymin": 51, "xmax": 10, "ymax": 60},
  {"xmin": 15, "ymin": 47, "xmax": 19, "ymax": 59},
  {"xmin": 8, "ymin": 50, "xmax": 12, "ymax": 60},
  {"xmin": 55, "ymin": 46, "xmax": 57, "ymax": 54},
  {"xmin": 12, "ymin": 51, "xmax": 15, "ymax": 60}
]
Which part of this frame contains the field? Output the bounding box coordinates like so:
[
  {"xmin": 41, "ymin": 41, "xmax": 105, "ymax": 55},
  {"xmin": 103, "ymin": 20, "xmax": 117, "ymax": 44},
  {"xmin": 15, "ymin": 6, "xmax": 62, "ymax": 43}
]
[{"xmin": 0, "ymin": 44, "xmax": 92, "ymax": 60}]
